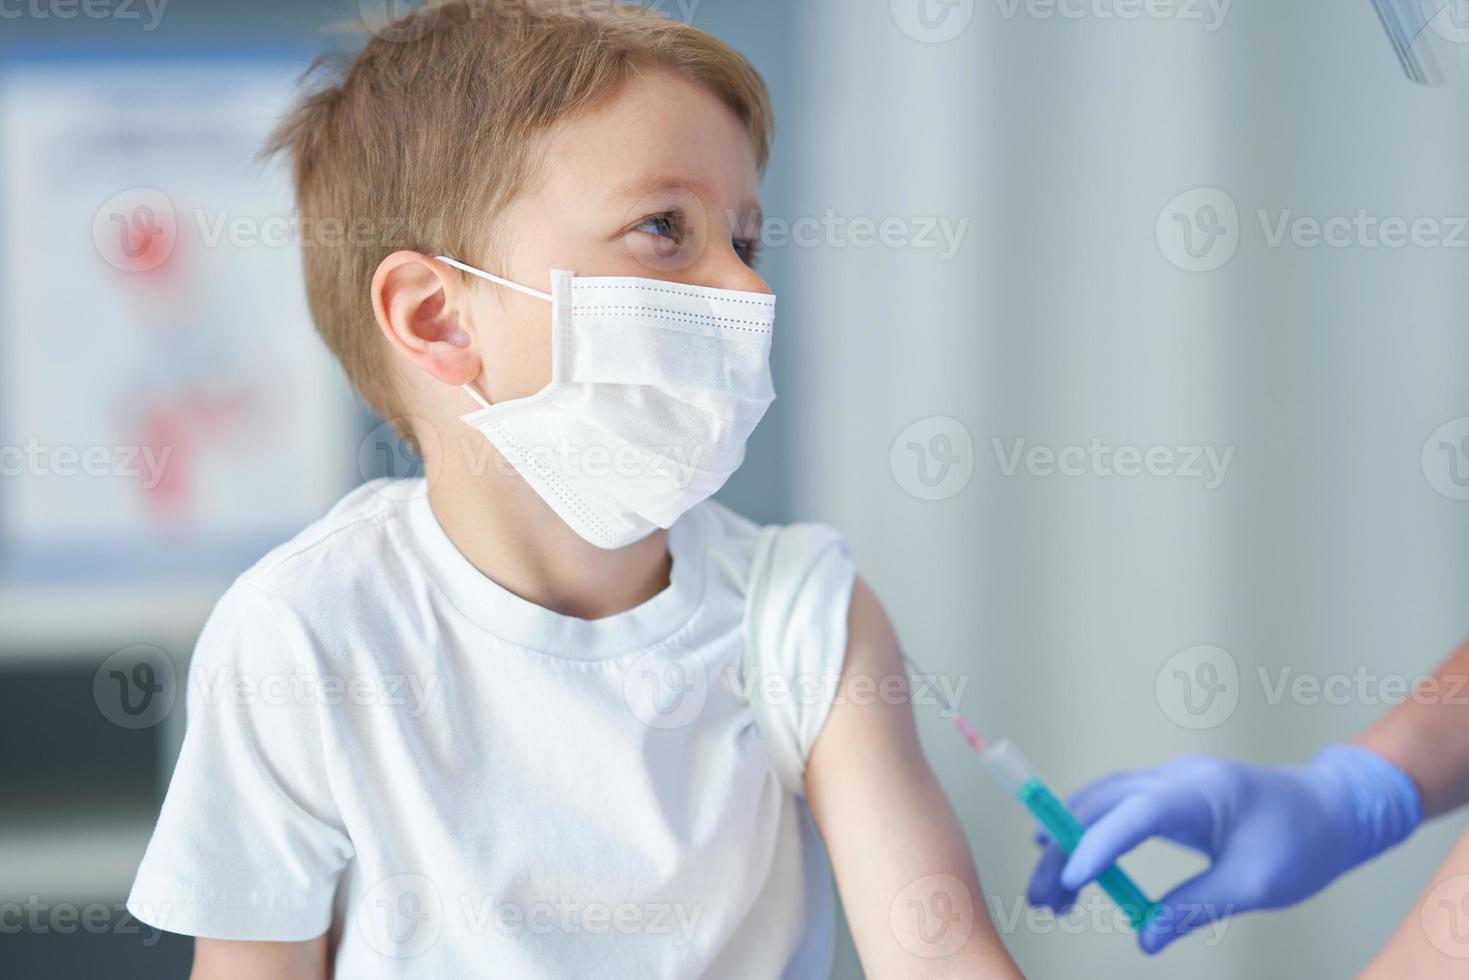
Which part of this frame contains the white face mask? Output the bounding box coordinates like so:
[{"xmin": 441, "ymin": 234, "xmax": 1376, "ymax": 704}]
[{"xmin": 436, "ymin": 255, "xmax": 776, "ymax": 550}]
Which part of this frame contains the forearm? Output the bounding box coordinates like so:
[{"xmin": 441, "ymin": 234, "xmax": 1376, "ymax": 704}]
[
  {"xmin": 1357, "ymin": 822, "xmax": 1469, "ymax": 978},
  {"xmin": 1355, "ymin": 635, "xmax": 1469, "ymax": 818}
]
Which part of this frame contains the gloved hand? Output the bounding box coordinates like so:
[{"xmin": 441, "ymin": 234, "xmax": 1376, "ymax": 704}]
[{"xmin": 1026, "ymin": 745, "xmax": 1422, "ymax": 954}]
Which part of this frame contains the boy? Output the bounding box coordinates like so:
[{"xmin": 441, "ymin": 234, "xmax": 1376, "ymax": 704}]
[{"xmin": 126, "ymin": 2, "xmax": 1021, "ymax": 977}]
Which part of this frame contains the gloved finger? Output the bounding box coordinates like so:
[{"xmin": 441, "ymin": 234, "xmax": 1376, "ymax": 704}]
[
  {"xmin": 1068, "ymin": 771, "xmax": 1151, "ymax": 826},
  {"xmin": 1139, "ymin": 868, "xmax": 1236, "ymax": 956},
  {"xmin": 1034, "ymin": 771, "xmax": 1150, "ymax": 850},
  {"xmin": 1026, "ymin": 842, "xmax": 1077, "ymax": 912},
  {"xmin": 1060, "ymin": 792, "xmax": 1172, "ymax": 891}
]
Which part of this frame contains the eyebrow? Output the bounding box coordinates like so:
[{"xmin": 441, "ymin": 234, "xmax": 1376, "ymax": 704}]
[{"xmin": 609, "ymin": 173, "xmax": 761, "ymax": 215}]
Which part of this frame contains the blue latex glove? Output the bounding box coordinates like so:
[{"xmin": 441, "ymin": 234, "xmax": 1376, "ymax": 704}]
[{"xmin": 1027, "ymin": 745, "xmax": 1422, "ymax": 954}]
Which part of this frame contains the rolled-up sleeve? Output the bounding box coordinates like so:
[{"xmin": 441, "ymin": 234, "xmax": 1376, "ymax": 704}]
[{"xmin": 742, "ymin": 523, "xmax": 858, "ymax": 796}]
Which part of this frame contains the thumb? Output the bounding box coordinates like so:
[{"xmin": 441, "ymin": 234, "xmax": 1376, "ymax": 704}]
[
  {"xmin": 1060, "ymin": 792, "xmax": 1169, "ymax": 891},
  {"xmin": 1139, "ymin": 868, "xmax": 1237, "ymax": 956}
]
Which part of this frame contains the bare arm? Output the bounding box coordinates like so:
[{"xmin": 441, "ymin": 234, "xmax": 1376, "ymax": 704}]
[
  {"xmin": 805, "ymin": 578, "xmax": 1022, "ymax": 979},
  {"xmin": 1356, "ymin": 636, "xmax": 1469, "ymax": 818},
  {"xmin": 1349, "ymin": 638, "xmax": 1469, "ymax": 978},
  {"xmin": 1357, "ymin": 823, "xmax": 1469, "ymax": 978},
  {"xmin": 191, "ymin": 934, "xmax": 330, "ymax": 980}
]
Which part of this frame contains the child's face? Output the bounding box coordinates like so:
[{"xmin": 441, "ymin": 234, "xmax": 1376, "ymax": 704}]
[{"xmin": 466, "ymin": 67, "xmax": 771, "ymax": 405}]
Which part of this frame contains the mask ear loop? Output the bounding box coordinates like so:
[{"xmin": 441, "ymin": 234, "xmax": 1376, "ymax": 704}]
[
  {"xmin": 434, "ymin": 255, "xmax": 553, "ymax": 302},
  {"xmin": 461, "ymin": 383, "xmax": 493, "ymax": 412},
  {"xmin": 433, "ymin": 255, "xmax": 554, "ymax": 412}
]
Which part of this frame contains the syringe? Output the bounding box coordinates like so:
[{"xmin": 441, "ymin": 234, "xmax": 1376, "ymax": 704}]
[{"xmin": 906, "ymin": 655, "xmax": 1159, "ymax": 932}]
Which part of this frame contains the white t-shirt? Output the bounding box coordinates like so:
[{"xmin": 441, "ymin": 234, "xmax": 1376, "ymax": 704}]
[{"xmin": 127, "ymin": 479, "xmax": 857, "ymax": 979}]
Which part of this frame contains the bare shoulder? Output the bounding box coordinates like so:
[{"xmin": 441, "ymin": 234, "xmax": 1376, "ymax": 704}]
[
  {"xmin": 846, "ymin": 577, "xmax": 903, "ymax": 673},
  {"xmin": 807, "ymin": 576, "xmax": 924, "ymax": 789}
]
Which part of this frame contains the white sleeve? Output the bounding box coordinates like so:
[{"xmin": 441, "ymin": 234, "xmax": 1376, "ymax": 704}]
[
  {"xmin": 126, "ymin": 579, "xmax": 354, "ymax": 941},
  {"xmin": 742, "ymin": 522, "xmax": 858, "ymax": 796}
]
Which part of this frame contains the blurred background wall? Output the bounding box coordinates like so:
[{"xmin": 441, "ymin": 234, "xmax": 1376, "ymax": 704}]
[
  {"xmin": 2, "ymin": 1, "xmax": 1467, "ymax": 978},
  {"xmin": 784, "ymin": 2, "xmax": 1469, "ymax": 978}
]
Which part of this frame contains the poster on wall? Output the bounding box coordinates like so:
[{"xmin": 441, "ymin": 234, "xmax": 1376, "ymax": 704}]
[{"xmin": 0, "ymin": 56, "xmax": 359, "ymax": 586}]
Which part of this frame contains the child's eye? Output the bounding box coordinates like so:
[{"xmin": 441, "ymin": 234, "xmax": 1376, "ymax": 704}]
[{"xmin": 634, "ymin": 210, "xmax": 685, "ymax": 242}]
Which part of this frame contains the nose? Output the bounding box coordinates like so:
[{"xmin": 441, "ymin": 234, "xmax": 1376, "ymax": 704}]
[{"xmin": 701, "ymin": 241, "xmax": 772, "ymax": 295}]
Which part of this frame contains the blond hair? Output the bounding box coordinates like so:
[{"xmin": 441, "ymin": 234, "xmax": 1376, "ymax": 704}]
[{"xmin": 265, "ymin": 0, "xmax": 773, "ymax": 422}]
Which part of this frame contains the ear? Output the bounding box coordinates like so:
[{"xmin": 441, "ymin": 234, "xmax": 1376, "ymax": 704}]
[{"xmin": 371, "ymin": 251, "xmax": 481, "ymax": 386}]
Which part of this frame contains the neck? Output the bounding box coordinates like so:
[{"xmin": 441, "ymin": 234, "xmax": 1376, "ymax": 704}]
[{"xmin": 424, "ymin": 430, "xmax": 673, "ymax": 620}]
